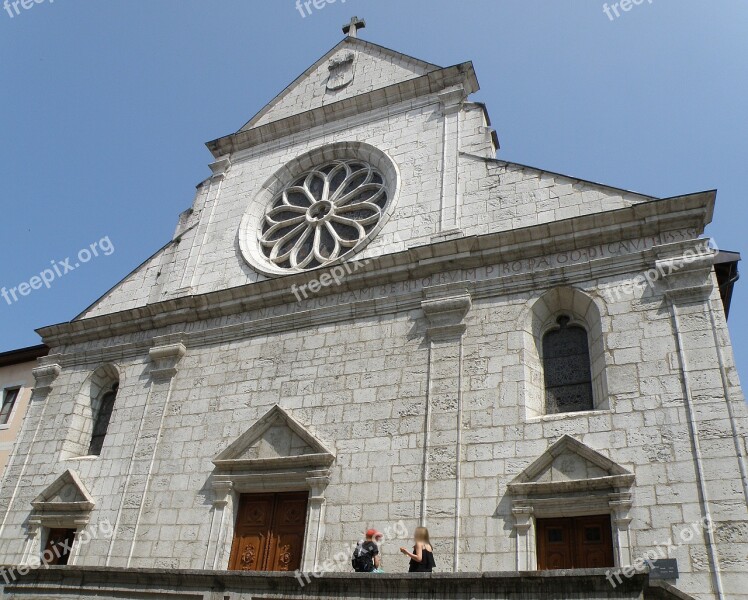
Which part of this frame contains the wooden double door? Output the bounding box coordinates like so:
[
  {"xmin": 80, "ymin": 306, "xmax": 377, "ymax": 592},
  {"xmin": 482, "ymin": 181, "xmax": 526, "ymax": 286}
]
[
  {"xmin": 228, "ymin": 492, "xmax": 308, "ymax": 572},
  {"xmin": 536, "ymin": 515, "xmax": 614, "ymax": 570}
]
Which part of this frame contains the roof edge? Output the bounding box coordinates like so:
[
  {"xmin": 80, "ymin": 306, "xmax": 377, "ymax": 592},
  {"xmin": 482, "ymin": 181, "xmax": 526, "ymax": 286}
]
[
  {"xmin": 0, "ymin": 344, "xmax": 49, "ymax": 368},
  {"xmin": 207, "ymin": 62, "xmax": 478, "ymax": 158}
]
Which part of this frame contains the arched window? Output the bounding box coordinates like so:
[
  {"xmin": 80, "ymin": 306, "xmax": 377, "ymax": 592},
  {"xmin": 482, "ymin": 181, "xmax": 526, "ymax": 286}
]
[
  {"xmin": 88, "ymin": 382, "xmax": 118, "ymax": 456},
  {"xmin": 542, "ymin": 316, "xmax": 594, "ymax": 414}
]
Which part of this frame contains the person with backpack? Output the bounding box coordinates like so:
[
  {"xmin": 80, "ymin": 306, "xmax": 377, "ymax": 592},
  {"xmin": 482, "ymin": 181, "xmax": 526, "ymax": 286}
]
[{"xmin": 351, "ymin": 528, "xmax": 382, "ymax": 572}]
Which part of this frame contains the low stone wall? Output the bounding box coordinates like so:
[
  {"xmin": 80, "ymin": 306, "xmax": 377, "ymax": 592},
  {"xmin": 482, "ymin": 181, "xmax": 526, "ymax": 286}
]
[{"xmin": 0, "ymin": 566, "xmax": 693, "ymax": 600}]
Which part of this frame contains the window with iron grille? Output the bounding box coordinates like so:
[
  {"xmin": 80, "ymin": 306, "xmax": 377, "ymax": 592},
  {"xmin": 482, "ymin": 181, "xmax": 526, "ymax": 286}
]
[
  {"xmin": 542, "ymin": 316, "xmax": 594, "ymax": 414},
  {"xmin": 88, "ymin": 383, "xmax": 118, "ymax": 456}
]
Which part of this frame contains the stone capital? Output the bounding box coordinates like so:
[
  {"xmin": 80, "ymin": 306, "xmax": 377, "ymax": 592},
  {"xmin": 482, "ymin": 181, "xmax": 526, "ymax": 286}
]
[
  {"xmin": 421, "ymin": 289, "xmax": 471, "ymax": 341},
  {"xmin": 31, "ymin": 363, "xmax": 62, "ymax": 395},
  {"xmin": 212, "ymin": 481, "xmax": 233, "ymax": 507},
  {"xmin": 208, "ymin": 157, "xmax": 231, "ymax": 177},
  {"xmin": 149, "ymin": 343, "xmax": 187, "ymax": 380},
  {"xmin": 653, "ymin": 241, "xmax": 715, "ymax": 303},
  {"xmin": 438, "ymin": 85, "xmax": 467, "ymax": 113}
]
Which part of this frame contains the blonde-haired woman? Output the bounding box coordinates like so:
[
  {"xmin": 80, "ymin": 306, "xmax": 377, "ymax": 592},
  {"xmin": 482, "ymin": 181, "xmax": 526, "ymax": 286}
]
[{"xmin": 400, "ymin": 526, "xmax": 436, "ymax": 572}]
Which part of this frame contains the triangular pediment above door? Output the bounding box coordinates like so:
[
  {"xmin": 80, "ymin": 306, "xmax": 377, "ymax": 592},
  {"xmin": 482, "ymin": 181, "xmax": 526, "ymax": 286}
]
[
  {"xmin": 508, "ymin": 435, "xmax": 634, "ymax": 495},
  {"xmin": 31, "ymin": 469, "xmax": 95, "ymax": 512},
  {"xmin": 213, "ymin": 405, "xmax": 335, "ymax": 472}
]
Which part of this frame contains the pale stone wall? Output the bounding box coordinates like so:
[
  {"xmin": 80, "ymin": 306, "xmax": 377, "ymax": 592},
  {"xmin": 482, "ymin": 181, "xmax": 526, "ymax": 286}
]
[
  {"xmin": 1, "ymin": 253, "xmax": 745, "ymax": 600},
  {"xmin": 80, "ymin": 99, "xmax": 652, "ymax": 320}
]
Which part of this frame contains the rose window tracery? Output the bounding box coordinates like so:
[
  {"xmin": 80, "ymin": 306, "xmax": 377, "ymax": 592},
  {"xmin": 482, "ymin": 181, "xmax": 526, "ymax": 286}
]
[{"xmin": 259, "ymin": 159, "xmax": 389, "ymax": 271}]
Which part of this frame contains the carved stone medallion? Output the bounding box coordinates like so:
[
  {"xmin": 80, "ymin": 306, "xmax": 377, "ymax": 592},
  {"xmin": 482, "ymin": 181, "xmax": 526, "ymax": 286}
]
[{"xmin": 327, "ymin": 52, "xmax": 355, "ymax": 91}]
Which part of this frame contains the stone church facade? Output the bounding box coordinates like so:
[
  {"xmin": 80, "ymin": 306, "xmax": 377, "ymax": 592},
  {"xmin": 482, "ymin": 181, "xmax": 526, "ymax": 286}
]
[{"xmin": 1, "ymin": 22, "xmax": 746, "ymax": 600}]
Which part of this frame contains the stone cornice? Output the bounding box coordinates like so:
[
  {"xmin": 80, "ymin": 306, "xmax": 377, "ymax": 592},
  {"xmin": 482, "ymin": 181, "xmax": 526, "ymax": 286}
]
[
  {"xmin": 36, "ymin": 192, "xmax": 714, "ymax": 353},
  {"xmin": 206, "ymin": 62, "xmax": 479, "ymax": 157}
]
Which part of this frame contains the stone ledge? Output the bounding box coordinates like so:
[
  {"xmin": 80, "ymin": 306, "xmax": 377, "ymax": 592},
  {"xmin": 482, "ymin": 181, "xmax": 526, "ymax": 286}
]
[{"xmin": 0, "ymin": 565, "xmax": 696, "ymax": 600}]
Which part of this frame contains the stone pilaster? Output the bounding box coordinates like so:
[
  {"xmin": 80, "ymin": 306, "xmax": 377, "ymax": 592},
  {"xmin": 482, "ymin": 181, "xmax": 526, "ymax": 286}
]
[
  {"xmin": 656, "ymin": 241, "xmax": 734, "ymax": 600},
  {"xmin": 177, "ymin": 157, "xmax": 231, "ymax": 294},
  {"xmin": 303, "ymin": 472, "xmax": 331, "ymax": 571},
  {"xmin": 511, "ymin": 502, "xmax": 535, "ymax": 571},
  {"xmin": 609, "ymin": 492, "xmax": 633, "ymax": 569},
  {"xmin": 105, "ymin": 342, "xmax": 185, "ymax": 567},
  {"xmin": 205, "ymin": 481, "xmax": 233, "ymax": 570},
  {"xmin": 433, "ymin": 86, "xmax": 467, "ymax": 240},
  {"xmin": 421, "ymin": 286, "xmax": 471, "ymax": 571}
]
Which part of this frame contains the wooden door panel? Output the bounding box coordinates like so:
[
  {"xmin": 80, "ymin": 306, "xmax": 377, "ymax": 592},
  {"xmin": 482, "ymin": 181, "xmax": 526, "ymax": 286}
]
[
  {"xmin": 574, "ymin": 515, "xmax": 614, "ymax": 569},
  {"xmin": 536, "ymin": 519, "xmax": 573, "ymax": 570},
  {"xmin": 267, "ymin": 492, "xmax": 308, "ymax": 572},
  {"xmin": 229, "ymin": 492, "xmax": 307, "ymax": 572},
  {"xmin": 267, "ymin": 531, "xmax": 305, "ymax": 572},
  {"xmin": 536, "ymin": 515, "xmax": 614, "ymax": 570},
  {"xmin": 231, "ymin": 531, "xmax": 269, "ymax": 571},
  {"xmin": 229, "ymin": 494, "xmax": 274, "ymax": 571}
]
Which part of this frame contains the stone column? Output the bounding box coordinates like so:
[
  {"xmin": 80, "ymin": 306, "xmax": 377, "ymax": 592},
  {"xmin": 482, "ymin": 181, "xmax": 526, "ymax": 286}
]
[
  {"xmin": 205, "ymin": 481, "xmax": 233, "ymax": 570},
  {"xmin": 421, "ymin": 286, "xmax": 471, "ymax": 571},
  {"xmin": 609, "ymin": 491, "xmax": 633, "ymax": 568},
  {"xmin": 511, "ymin": 501, "xmax": 535, "ymax": 571},
  {"xmin": 303, "ymin": 471, "xmax": 331, "ymax": 572},
  {"xmin": 106, "ymin": 342, "xmax": 186, "ymax": 567},
  {"xmin": 20, "ymin": 518, "xmax": 42, "ymax": 566}
]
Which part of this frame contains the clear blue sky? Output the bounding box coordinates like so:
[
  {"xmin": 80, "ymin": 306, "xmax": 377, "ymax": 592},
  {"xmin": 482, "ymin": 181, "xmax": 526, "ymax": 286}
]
[{"xmin": 1, "ymin": 1, "xmax": 746, "ymax": 383}]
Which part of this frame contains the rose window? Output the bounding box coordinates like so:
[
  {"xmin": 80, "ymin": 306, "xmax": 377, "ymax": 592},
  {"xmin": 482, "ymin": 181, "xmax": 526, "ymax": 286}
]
[{"xmin": 259, "ymin": 159, "xmax": 389, "ymax": 271}]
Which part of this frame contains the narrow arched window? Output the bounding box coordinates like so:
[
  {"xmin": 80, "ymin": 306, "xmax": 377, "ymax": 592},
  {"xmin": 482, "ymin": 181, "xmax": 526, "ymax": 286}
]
[
  {"xmin": 88, "ymin": 382, "xmax": 118, "ymax": 456},
  {"xmin": 543, "ymin": 316, "xmax": 594, "ymax": 414}
]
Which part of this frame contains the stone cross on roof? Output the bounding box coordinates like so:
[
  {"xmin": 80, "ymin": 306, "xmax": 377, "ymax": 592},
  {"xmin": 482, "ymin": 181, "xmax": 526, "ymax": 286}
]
[{"xmin": 343, "ymin": 16, "xmax": 366, "ymax": 38}]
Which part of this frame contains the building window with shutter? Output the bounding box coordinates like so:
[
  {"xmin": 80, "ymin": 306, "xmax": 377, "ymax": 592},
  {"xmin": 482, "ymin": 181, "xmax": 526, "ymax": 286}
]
[
  {"xmin": 542, "ymin": 315, "xmax": 594, "ymax": 414},
  {"xmin": 0, "ymin": 388, "xmax": 20, "ymax": 426}
]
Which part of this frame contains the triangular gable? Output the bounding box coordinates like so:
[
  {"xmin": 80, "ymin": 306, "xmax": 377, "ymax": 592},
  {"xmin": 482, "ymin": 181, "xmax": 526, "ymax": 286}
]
[
  {"xmin": 213, "ymin": 405, "xmax": 335, "ymax": 472},
  {"xmin": 31, "ymin": 469, "xmax": 95, "ymax": 512},
  {"xmin": 240, "ymin": 37, "xmax": 441, "ymax": 131},
  {"xmin": 508, "ymin": 435, "xmax": 634, "ymax": 495}
]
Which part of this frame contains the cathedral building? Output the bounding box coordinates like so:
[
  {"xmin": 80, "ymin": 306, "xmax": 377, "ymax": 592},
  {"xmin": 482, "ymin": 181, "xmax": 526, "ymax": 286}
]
[{"xmin": 1, "ymin": 19, "xmax": 746, "ymax": 600}]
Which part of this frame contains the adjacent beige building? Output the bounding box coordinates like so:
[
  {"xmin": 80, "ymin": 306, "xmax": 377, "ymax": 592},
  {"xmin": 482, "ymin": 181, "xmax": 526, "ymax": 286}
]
[{"xmin": 0, "ymin": 345, "xmax": 48, "ymax": 479}]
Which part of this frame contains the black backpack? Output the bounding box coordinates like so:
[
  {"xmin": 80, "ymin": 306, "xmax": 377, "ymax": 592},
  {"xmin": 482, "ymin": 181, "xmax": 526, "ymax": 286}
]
[{"xmin": 351, "ymin": 541, "xmax": 375, "ymax": 572}]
